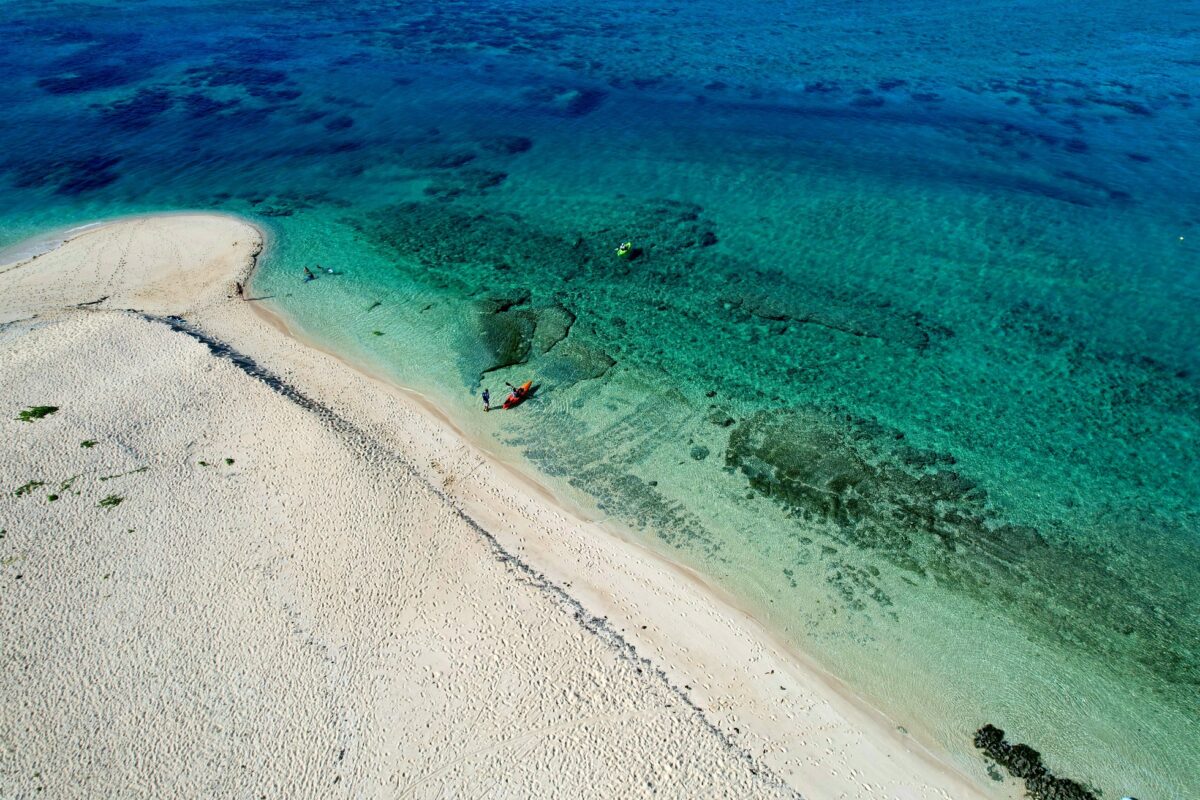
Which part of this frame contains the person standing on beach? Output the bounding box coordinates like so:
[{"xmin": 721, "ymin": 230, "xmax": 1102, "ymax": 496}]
[
  {"xmin": 235, "ymin": 281, "xmax": 244, "ymax": 300},
  {"xmin": 482, "ymin": 388, "xmax": 491, "ymax": 412}
]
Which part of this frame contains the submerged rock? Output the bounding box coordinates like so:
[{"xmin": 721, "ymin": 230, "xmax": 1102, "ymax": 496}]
[
  {"xmin": 720, "ymin": 289, "xmax": 952, "ymax": 351},
  {"xmin": 532, "ymin": 304, "xmax": 576, "ymax": 354},
  {"xmin": 476, "ymin": 292, "xmax": 536, "ymax": 374},
  {"xmin": 973, "ymin": 725, "xmax": 1098, "ymax": 800},
  {"xmin": 544, "ymin": 339, "xmax": 615, "ymax": 383},
  {"xmin": 725, "ymin": 404, "xmax": 1198, "ymax": 699}
]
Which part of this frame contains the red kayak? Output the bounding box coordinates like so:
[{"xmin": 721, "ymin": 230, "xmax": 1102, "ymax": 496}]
[{"xmin": 503, "ymin": 380, "xmax": 533, "ymax": 409}]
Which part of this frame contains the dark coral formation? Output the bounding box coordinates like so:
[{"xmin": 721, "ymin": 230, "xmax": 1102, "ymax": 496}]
[
  {"xmin": 974, "ymin": 725, "xmax": 1098, "ymax": 800},
  {"xmin": 34, "ymin": 31, "xmax": 159, "ymax": 95},
  {"xmin": 408, "ymin": 149, "xmax": 477, "ymax": 170},
  {"xmin": 9, "ymin": 154, "xmax": 122, "ymax": 195},
  {"xmin": 720, "ymin": 287, "xmax": 952, "ymax": 352},
  {"xmin": 475, "ymin": 291, "xmax": 536, "ymax": 374},
  {"xmin": 423, "ymin": 169, "xmax": 507, "ymax": 200},
  {"xmin": 515, "ymin": 398, "xmax": 725, "ymax": 559},
  {"xmin": 96, "ymin": 87, "xmax": 174, "ymax": 131},
  {"xmin": 472, "ymin": 292, "xmax": 612, "ymax": 383},
  {"xmin": 725, "ymin": 406, "xmax": 1199, "ymax": 698}
]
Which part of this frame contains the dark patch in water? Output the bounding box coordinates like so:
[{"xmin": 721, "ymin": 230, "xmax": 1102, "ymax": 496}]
[
  {"xmin": 565, "ymin": 88, "xmax": 607, "ymax": 116},
  {"xmin": 515, "ymin": 402, "xmax": 723, "ymax": 558},
  {"xmin": 974, "ymin": 725, "xmax": 1098, "ymax": 800},
  {"xmin": 182, "ymin": 92, "xmax": 241, "ymax": 119},
  {"xmin": 217, "ymin": 40, "xmax": 291, "ymax": 65},
  {"xmin": 958, "ymin": 171, "xmax": 1096, "ymax": 207},
  {"xmin": 524, "ymin": 85, "xmax": 608, "ymax": 116},
  {"xmin": 39, "ymin": 25, "xmax": 98, "ymax": 45},
  {"xmin": 38, "ymin": 65, "xmax": 139, "ymax": 95},
  {"xmin": 295, "ymin": 109, "xmax": 329, "ymax": 124},
  {"xmin": 803, "ymin": 80, "xmax": 840, "ymax": 94},
  {"xmin": 1053, "ymin": 170, "xmax": 1130, "ymax": 202},
  {"xmin": 423, "ymin": 169, "xmax": 507, "ymax": 200},
  {"xmin": 1087, "ymin": 95, "xmax": 1153, "ymax": 116},
  {"xmin": 185, "ymin": 63, "xmax": 291, "ymax": 90},
  {"xmin": 288, "ymin": 140, "xmax": 365, "ymax": 157},
  {"xmin": 324, "ymin": 114, "xmax": 355, "ymax": 131},
  {"xmin": 725, "ymin": 406, "xmax": 1198, "ymax": 698},
  {"xmin": 850, "ymin": 94, "xmax": 886, "ymax": 108},
  {"xmin": 409, "ymin": 150, "xmax": 477, "ymax": 169},
  {"xmin": 476, "ymin": 290, "xmax": 536, "ymax": 374},
  {"xmin": 10, "ymin": 153, "xmax": 122, "ymax": 195},
  {"xmin": 249, "ymin": 87, "xmax": 302, "ymax": 102},
  {"xmin": 479, "ymin": 135, "xmax": 534, "ymax": 155},
  {"xmin": 97, "ymin": 87, "xmax": 174, "ymax": 131},
  {"xmin": 720, "ymin": 285, "xmax": 952, "ymax": 352}
]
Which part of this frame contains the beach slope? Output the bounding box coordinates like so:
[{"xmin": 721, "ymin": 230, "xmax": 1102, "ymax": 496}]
[{"xmin": 0, "ymin": 215, "xmax": 999, "ymax": 799}]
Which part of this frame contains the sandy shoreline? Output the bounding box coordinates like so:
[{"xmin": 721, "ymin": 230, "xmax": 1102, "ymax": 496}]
[{"xmin": 0, "ymin": 214, "xmax": 1009, "ymax": 798}]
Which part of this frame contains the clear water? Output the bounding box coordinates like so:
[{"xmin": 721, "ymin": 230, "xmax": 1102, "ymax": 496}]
[{"xmin": 1, "ymin": 2, "xmax": 1197, "ymax": 796}]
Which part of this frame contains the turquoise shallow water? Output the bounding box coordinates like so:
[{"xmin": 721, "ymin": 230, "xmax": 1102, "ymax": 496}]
[{"xmin": 1, "ymin": 1, "xmax": 1198, "ymax": 796}]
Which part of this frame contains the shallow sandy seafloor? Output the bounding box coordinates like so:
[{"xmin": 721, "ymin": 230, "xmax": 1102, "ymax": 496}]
[{"xmin": 0, "ymin": 215, "xmax": 1005, "ymax": 799}]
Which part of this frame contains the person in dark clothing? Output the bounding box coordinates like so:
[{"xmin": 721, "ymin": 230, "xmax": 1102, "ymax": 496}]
[
  {"xmin": 482, "ymin": 388, "xmax": 491, "ymax": 412},
  {"xmin": 235, "ymin": 281, "xmax": 244, "ymax": 300},
  {"xmin": 303, "ymin": 266, "xmax": 315, "ymax": 281}
]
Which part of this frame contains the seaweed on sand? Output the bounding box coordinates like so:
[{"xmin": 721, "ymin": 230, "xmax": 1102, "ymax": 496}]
[
  {"xmin": 98, "ymin": 466, "xmax": 148, "ymax": 481},
  {"xmin": 14, "ymin": 481, "xmax": 45, "ymax": 497},
  {"xmin": 17, "ymin": 406, "xmax": 59, "ymax": 422}
]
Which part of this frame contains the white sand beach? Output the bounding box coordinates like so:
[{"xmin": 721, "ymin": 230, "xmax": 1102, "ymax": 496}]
[{"xmin": 0, "ymin": 214, "xmax": 1006, "ymax": 798}]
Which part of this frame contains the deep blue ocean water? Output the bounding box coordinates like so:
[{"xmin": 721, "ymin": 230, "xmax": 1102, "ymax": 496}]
[{"xmin": 1, "ymin": 2, "xmax": 1197, "ymax": 795}]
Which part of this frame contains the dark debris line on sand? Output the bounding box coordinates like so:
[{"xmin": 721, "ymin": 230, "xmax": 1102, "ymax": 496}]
[{"xmin": 138, "ymin": 310, "xmax": 800, "ymax": 798}]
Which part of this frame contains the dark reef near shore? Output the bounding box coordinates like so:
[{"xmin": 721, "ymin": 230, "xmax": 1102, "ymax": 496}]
[{"xmin": 974, "ymin": 724, "xmax": 1099, "ymax": 800}]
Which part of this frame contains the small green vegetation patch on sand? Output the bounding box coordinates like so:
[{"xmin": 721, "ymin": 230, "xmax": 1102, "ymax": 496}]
[
  {"xmin": 224, "ymin": 458, "xmax": 235, "ymax": 465},
  {"xmin": 14, "ymin": 481, "xmax": 45, "ymax": 497},
  {"xmin": 99, "ymin": 466, "xmax": 148, "ymax": 482},
  {"xmin": 47, "ymin": 494, "xmax": 59, "ymax": 502},
  {"xmin": 98, "ymin": 494, "xmax": 123, "ymax": 509},
  {"xmin": 80, "ymin": 440, "xmax": 98, "ymax": 448},
  {"xmin": 17, "ymin": 406, "xmax": 59, "ymax": 422}
]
